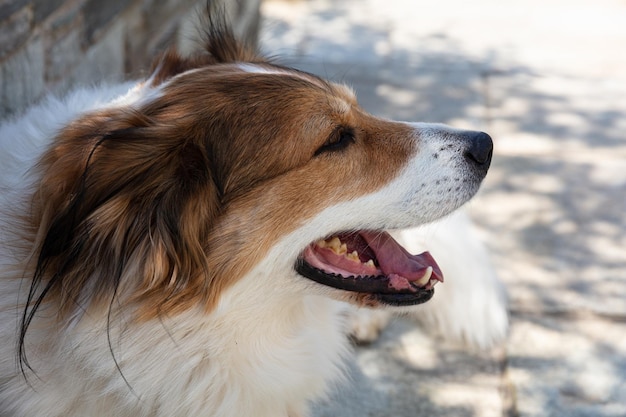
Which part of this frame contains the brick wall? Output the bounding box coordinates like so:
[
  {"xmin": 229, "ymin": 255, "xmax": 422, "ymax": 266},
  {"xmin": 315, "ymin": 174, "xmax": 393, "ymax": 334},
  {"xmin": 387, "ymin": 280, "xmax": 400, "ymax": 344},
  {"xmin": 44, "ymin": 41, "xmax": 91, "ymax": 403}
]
[{"xmin": 0, "ymin": 0, "xmax": 261, "ymax": 118}]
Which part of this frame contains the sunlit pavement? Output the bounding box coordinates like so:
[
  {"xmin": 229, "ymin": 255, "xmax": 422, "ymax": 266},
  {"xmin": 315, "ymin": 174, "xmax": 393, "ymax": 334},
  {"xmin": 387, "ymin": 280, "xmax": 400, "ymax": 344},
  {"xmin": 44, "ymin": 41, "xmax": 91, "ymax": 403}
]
[{"xmin": 260, "ymin": 1, "xmax": 626, "ymax": 416}]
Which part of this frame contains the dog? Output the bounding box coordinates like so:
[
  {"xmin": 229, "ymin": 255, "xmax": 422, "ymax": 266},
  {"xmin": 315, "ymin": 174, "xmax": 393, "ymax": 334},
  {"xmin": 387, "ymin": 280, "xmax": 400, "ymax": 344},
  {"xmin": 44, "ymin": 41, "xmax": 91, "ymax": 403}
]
[{"xmin": 0, "ymin": 13, "xmax": 497, "ymax": 417}]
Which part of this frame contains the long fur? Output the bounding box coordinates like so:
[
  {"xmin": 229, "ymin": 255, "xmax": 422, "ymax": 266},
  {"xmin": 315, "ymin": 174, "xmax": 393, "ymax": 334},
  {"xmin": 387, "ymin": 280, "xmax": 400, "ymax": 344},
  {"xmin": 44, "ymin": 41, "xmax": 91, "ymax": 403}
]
[{"xmin": 0, "ymin": 11, "xmax": 505, "ymax": 417}]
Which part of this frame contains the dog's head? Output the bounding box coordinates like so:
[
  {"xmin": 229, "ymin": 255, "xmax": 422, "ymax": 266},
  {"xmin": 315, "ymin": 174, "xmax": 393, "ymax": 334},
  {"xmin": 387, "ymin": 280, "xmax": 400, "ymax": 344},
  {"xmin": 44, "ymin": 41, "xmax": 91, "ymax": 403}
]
[{"xmin": 24, "ymin": 17, "xmax": 491, "ymax": 339}]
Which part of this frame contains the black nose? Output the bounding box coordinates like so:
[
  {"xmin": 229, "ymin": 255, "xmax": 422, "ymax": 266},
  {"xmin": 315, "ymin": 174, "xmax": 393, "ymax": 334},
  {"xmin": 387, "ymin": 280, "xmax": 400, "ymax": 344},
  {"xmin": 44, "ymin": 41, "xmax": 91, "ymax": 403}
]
[{"xmin": 463, "ymin": 131, "xmax": 493, "ymax": 167}]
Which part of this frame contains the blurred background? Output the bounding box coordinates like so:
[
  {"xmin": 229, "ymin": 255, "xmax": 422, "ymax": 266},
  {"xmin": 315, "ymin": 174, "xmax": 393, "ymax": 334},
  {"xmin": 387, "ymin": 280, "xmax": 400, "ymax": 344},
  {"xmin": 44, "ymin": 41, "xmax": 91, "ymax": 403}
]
[
  {"xmin": 259, "ymin": 2, "xmax": 626, "ymax": 416},
  {"xmin": 1, "ymin": 0, "xmax": 625, "ymax": 416}
]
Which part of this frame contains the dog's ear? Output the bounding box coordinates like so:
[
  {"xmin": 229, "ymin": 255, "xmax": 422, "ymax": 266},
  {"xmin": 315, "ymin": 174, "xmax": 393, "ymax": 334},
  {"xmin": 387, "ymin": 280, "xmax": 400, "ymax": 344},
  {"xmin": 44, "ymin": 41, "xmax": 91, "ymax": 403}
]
[
  {"xmin": 149, "ymin": 3, "xmax": 262, "ymax": 86},
  {"xmin": 198, "ymin": 1, "xmax": 260, "ymax": 64},
  {"xmin": 25, "ymin": 109, "xmax": 221, "ymax": 331}
]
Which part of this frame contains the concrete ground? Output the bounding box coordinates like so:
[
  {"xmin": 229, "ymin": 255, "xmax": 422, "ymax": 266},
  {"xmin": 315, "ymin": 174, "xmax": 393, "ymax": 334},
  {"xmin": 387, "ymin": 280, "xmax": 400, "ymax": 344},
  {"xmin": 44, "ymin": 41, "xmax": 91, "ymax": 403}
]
[{"xmin": 259, "ymin": 1, "xmax": 626, "ymax": 416}]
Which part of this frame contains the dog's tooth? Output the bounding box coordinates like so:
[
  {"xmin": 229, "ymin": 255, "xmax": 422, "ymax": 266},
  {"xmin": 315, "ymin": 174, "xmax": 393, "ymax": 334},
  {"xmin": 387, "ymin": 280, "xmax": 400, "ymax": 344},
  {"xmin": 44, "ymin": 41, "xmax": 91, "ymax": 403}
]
[
  {"xmin": 364, "ymin": 259, "xmax": 375, "ymax": 268},
  {"xmin": 327, "ymin": 237, "xmax": 341, "ymax": 252},
  {"xmin": 316, "ymin": 239, "xmax": 327, "ymax": 248},
  {"xmin": 338, "ymin": 243, "xmax": 348, "ymax": 255},
  {"xmin": 346, "ymin": 250, "xmax": 360, "ymax": 262},
  {"xmin": 416, "ymin": 266, "xmax": 433, "ymax": 286}
]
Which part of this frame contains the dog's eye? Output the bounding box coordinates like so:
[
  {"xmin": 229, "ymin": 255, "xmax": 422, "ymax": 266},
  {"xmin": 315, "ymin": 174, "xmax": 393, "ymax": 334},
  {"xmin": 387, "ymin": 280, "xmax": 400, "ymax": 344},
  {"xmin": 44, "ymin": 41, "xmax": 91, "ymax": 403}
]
[{"xmin": 315, "ymin": 128, "xmax": 355, "ymax": 156}]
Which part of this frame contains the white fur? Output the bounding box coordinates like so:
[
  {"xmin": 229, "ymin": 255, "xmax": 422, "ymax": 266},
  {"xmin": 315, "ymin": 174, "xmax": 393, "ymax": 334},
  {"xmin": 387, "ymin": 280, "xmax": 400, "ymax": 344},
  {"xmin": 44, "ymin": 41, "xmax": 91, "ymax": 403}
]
[{"xmin": 0, "ymin": 76, "xmax": 501, "ymax": 416}]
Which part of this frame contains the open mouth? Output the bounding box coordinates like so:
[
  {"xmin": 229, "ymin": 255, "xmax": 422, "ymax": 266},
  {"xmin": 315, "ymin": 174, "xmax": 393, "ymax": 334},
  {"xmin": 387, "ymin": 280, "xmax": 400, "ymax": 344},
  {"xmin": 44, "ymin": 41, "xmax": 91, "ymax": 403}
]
[{"xmin": 295, "ymin": 230, "xmax": 443, "ymax": 306}]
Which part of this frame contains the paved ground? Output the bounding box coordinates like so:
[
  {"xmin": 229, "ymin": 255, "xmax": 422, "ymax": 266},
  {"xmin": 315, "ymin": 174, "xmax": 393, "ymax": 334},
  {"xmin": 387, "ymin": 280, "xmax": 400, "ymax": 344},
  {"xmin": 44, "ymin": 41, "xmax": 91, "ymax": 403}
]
[{"xmin": 260, "ymin": 1, "xmax": 626, "ymax": 416}]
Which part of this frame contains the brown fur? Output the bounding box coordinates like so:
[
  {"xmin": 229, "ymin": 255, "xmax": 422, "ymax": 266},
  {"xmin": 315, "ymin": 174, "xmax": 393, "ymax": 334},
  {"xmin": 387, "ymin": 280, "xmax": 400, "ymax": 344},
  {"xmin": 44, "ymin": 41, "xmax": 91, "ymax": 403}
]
[{"xmin": 24, "ymin": 20, "xmax": 416, "ymax": 336}]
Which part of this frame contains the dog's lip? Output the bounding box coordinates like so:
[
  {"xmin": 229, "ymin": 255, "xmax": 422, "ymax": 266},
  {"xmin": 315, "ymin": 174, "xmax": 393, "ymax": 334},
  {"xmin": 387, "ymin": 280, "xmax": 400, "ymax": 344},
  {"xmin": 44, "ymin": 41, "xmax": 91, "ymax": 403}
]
[{"xmin": 295, "ymin": 230, "xmax": 443, "ymax": 304}]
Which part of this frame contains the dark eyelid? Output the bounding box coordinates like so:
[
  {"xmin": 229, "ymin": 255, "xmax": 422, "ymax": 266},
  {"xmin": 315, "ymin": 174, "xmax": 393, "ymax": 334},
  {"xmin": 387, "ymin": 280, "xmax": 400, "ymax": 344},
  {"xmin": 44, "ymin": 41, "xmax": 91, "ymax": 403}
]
[{"xmin": 314, "ymin": 126, "xmax": 355, "ymax": 156}]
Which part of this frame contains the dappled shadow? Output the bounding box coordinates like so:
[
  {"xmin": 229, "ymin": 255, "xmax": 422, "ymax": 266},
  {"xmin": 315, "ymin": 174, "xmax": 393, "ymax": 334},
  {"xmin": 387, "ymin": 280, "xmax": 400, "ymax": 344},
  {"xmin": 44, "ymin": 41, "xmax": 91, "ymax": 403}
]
[
  {"xmin": 506, "ymin": 313, "xmax": 626, "ymax": 417},
  {"xmin": 313, "ymin": 319, "xmax": 503, "ymax": 417},
  {"xmin": 480, "ymin": 154, "xmax": 626, "ymax": 313},
  {"xmin": 261, "ymin": 1, "xmax": 626, "ymax": 416}
]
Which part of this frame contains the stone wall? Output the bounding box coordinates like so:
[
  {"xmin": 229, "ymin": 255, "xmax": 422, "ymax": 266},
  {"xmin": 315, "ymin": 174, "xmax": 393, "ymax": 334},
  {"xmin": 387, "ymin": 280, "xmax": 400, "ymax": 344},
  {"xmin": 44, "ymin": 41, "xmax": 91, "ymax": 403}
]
[{"xmin": 0, "ymin": 0, "xmax": 261, "ymax": 118}]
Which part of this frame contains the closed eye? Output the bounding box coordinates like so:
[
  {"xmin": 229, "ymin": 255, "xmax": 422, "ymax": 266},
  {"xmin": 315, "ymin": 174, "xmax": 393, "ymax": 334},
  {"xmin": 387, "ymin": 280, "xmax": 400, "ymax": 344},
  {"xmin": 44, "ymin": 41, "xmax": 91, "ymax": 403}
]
[{"xmin": 314, "ymin": 127, "xmax": 355, "ymax": 156}]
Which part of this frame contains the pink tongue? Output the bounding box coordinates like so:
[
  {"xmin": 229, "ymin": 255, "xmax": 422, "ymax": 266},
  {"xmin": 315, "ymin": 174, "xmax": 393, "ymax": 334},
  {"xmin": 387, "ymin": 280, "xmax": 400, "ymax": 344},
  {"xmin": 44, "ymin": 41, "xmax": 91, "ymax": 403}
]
[{"xmin": 360, "ymin": 231, "xmax": 443, "ymax": 282}]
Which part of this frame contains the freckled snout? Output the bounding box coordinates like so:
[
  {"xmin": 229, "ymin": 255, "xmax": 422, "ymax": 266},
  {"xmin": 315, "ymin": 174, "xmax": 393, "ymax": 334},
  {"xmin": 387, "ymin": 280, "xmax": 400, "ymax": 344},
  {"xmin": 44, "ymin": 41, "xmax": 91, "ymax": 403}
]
[{"xmin": 461, "ymin": 131, "xmax": 493, "ymax": 172}]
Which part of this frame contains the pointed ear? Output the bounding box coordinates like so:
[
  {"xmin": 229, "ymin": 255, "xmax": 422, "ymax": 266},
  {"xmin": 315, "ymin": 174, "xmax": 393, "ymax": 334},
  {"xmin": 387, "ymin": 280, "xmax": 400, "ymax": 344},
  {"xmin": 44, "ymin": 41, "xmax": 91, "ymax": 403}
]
[
  {"xmin": 198, "ymin": 1, "xmax": 261, "ymax": 64},
  {"xmin": 148, "ymin": 2, "xmax": 263, "ymax": 86},
  {"xmin": 27, "ymin": 112, "xmax": 222, "ymax": 325}
]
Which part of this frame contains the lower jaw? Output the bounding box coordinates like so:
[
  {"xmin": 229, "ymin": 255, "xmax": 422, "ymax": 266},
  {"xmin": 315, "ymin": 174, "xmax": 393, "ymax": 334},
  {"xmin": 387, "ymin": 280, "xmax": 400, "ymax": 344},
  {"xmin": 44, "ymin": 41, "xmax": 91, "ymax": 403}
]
[
  {"xmin": 371, "ymin": 290, "xmax": 434, "ymax": 306},
  {"xmin": 295, "ymin": 259, "xmax": 435, "ymax": 307}
]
